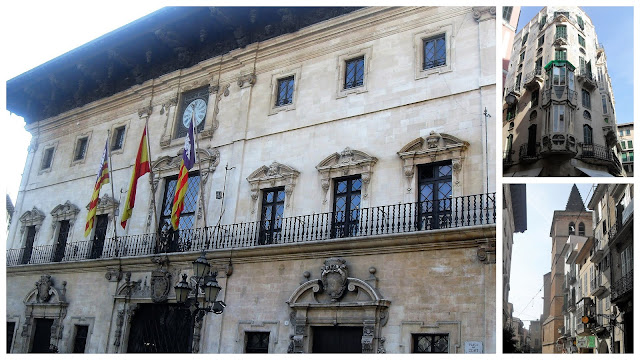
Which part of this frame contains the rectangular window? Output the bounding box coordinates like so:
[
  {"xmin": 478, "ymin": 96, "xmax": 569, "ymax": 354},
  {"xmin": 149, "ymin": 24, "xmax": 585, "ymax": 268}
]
[
  {"xmin": 515, "ymin": 73, "xmax": 522, "ymax": 89},
  {"xmin": 553, "ymin": 66, "xmax": 566, "ymax": 85},
  {"xmin": 21, "ymin": 225, "xmax": 36, "ymax": 264},
  {"xmin": 630, "ymin": 151, "xmax": 634, "ymax": 161},
  {"xmin": 245, "ymin": 332, "xmax": 269, "ymax": 353},
  {"xmin": 423, "ymin": 34, "xmax": 446, "ymax": 69},
  {"xmin": 502, "ymin": 6, "xmax": 513, "ymax": 21},
  {"xmin": 532, "ymin": 89, "xmax": 539, "ymax": 107},
  {"xmin": 519, "ymin": 51, "xmax": 525, "ymax": 63},
  {"xmin": 275, "ymin": 76, "xmax": 295, "ymax": 107},
  {"xmin": 41, "ymin": 148, "xmax": 54, "ymax": 170},
  {"xmin": 73, "ymin": 325, "xmax": 89, "ymax": 353},
  {"xmin": 626, "ymin": 129, "xmax": 630, "ymax": 135},
  {"xmin": 555, "ymin": 49, "xmax": 567, "ymax": 61},
  {"xmin": 344, "ymin": 56, "xmax": 365, "ymax": 89},
  {"xmin": 620, "ymin": 245, "xmax": 633, "ymax": 276},
  {"xmin": 7, "ymin": 321, "xmax": 16, "ymax": 353},
  {"xmin": 332, "ymin": 175, "xmax": 362, "ymax": 238},
  {"xmin": 538, "ymin": 35, "xmax": 545, "ymax": 47},
  {"xmin": 622, "ymin": 152, "xmax": 628, "ymax": 162},
  {"xmin": 579, "ymin": 56, "xmax": 586, "ymax": 74},
  {"xmin": 577, "ymin": 15, "xmax": 584, "ymax": 30},
  {"xmin": 621, "ymin": 142, "xmax": 626, "ymax": 149},
  {"xmin": 539, "ymin": 14, "xmax": 547, "ymax": 28},
  {"xmin": 584, "ymin": 125, "xmax": 593, "ymax": 145},
  {"xmin": 553, "ymin": 104, "xmax": 565, "ymax": 133},
  {"xmin": 556, "ymin": 25, "xmax": 567, "ymax": 40},
  {"xmin": 602, "ymin": 95, "xmax": 608, "ymax": 114},
  {"xmin": 74, "ymin": 137, "xmax": 89, "ymax": 161},
  {"xmin": 628, "ymin": 140, "xmax": 633, "ymax": 148},
  {"xmin": 522, "ymin": 33, "xmax": 529, "ymax": 46},
  {"xmin": 158, "ymin": 173, "xmax": 201, "ymax": 252},
  {"xmin": 582, "ymin": 89, "xmax": 591, "ymax": 108},
  {"xmin": 412, "ymin": 334, "xmax": 449, "ymax": 353},
  {"xmin": 53, "ymin": 220, "xmax": 70, "ymax": 262},
  {"xmin": 111, "ymin": 126, "xmax": 126, "ymax": 150},
  {"xmin": 578, "ymin": 35, "xmax": 586, "ymax": 48},
  {"xmin": 259, "ymin": 187, "xmax": 285, "ymax": 245},
  {"xmin": 418, "ymin": 162, "xmax": 452, "ymax": 230}
]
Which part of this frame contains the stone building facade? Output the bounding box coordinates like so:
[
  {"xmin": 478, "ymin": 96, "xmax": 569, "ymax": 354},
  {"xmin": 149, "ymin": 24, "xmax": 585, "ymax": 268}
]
[
  {"xmin": 501, "ymin": 184, "xmax": 526, "ymax": 328},
  {"xmin": 502, "ymin": 7, "xmax": 624, "ymax": 177},
  {"xmin": 5, "ymin": 7, "xmax": 497, "ymax": 354},
  {"xmin": 617, "ymin": 123, "xmax": 633, "ymax": 176}
]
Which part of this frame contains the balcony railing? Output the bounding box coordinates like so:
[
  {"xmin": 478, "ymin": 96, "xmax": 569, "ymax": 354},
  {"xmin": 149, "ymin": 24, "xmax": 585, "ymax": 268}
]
[
  {"xmin": 611, "ymin": 270, "xmax": 633, "ymax": 302},
  {"xmin": 580, "ymin": 143, "xmax": 612, "ymax": 161},
  {"xmin": 523, "ymin": 66, "xmax": 543, "ymax": 89},
  {"xmin": 519, "ymin": 143, "xmax": 539, "ymax": 162},
  {"xmin": 6, "ymin": 193, "xmax": 496, "ymax": 267},
  {"xmin": 503, "ymin": 151, "xmax": 514, "ymax": 166}
]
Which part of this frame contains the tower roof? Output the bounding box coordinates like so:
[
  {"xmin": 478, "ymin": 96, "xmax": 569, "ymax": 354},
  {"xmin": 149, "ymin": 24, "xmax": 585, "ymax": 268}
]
[{"xmin": 565, "ymin": 184, "xmax": 586, "ymax": 212}]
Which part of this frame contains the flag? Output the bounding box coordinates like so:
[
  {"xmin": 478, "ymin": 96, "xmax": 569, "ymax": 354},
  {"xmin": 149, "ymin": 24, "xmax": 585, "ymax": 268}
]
[
  {"xmin": 120, "ymin": 126, "xmax": 151, "ymax": 228},
  {"xmin": 85, "ymin": 138, "xmax": 110, "ymax": 237},
  {"xmin": 171, "ymin": 115, "xmax": 196, "ymax": 230}
]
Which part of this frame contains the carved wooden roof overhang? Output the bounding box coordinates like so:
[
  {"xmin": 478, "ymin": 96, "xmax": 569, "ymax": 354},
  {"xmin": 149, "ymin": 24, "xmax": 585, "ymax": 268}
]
[
  {"xmin": 397, "ymin": 131, "xmax": 469, "ymax": 178},
  {"xmin": 7, "ymin": 7, "xmax": 362, "ymax": 124}
]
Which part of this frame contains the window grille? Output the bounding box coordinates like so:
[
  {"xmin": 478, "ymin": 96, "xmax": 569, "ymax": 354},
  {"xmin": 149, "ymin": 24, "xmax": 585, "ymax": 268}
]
[
  {"xmin": 412, "ymin": 334, "xmax": 449, "ymax": 353},
  {"xmin": 423, "ymin": 34, "xmax": 446, "ymax": 69},
  {"xmin": 344, "ymin": 56, "xmax": 365, "ymax": 89},
  {"xmin": 276, "ymin": 76, "xmax": 295, "ymax": 107}
]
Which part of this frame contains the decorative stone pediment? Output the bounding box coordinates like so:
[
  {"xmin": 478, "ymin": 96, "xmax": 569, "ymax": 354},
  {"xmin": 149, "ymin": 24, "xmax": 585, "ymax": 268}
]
[
  {"xmin": 50, "ymin": 201, "xmax": 80, "ymax": 227},
  {"xmin": 86, "ymin": 194, "xmax": 119, "ymax": 215},
  {"xmin": 398, "ymin": 131, "xmax": 468, "ymax": 179},
  {"xmin": 247, "ymin": 161, "xmax": 300, "ymax": 203},
  {"xmin": 151, "ymin": 147, "xmax": 220, "ymax": 184},
  {"xmin": 19, "ymin": 207, "xmax": 46, "ymax": 228},
  {"xmin": 316, "ymin": 147, "xmax": 377, "ymax": 195}
]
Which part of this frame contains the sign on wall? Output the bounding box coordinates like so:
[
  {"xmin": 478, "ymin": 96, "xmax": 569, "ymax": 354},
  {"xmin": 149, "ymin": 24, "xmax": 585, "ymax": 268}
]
[
  {"xmin": 464, "ymin": 341, "xmax": 483, "ymax": 354},
  {"xmin": 576, "ymin": 336, "xmax": 597, "ymax": 348}
]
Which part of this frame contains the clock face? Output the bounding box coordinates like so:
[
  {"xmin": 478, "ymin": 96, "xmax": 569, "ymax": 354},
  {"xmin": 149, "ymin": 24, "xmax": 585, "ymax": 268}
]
[{"xmin": 182, "ymin": 98, "xmax": 207, "ymax": 128}]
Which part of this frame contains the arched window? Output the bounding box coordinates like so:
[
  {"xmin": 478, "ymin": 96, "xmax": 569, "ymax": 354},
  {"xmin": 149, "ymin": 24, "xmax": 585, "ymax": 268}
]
[
  {"xmin": 569, "ymin": 222, "xmax": 575, "ymax": 235},
  {"xmin": 530, "ymin": 110, "xmax": 538, "ymax": 121},
  {"xmin": 578, "ymin": 222, "xmax": 585, "ymax": 236}
]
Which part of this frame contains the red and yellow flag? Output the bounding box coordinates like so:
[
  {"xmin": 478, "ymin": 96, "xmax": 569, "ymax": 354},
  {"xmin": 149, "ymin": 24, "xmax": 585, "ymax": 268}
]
[
  {"xmin": 120, "ymin": 126, "xmax": 151, "ymax": 228},
  {"xmin": 85, "ymin": 139, "xmax": 110, "ymax": 237},
  {"xmin": 171, "ymin": 115, "xmax": 196, "ymax": 230}
]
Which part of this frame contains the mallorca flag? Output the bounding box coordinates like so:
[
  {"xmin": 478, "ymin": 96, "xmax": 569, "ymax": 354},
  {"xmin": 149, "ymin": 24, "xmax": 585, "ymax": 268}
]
[
  {"xmin": 120, "ymin": 125, "xmax": 151, "ymax": 228},
  {"xmin": 171, "ymin": 115, "xmax": 196, "ymax": 230},
  {"xmin": 85, "ymin": 139, "xmax": 110, "ymax": 237}
]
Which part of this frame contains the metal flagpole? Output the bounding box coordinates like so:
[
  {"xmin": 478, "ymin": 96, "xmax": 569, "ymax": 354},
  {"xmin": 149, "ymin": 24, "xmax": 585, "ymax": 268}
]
[
  {"xmin": 191, "ymin": 107, "xmax": 210, "ymax": 248},
  {"xmin": 144, "ymin": 117, "xmax": 160, "ymax": 234},
  {"xmin": 106, "ymin": 129, "xmax": 120, "ymax": 256}
]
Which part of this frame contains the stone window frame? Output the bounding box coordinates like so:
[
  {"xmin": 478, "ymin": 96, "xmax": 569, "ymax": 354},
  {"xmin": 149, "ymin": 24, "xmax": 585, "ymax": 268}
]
[
  {"xmin": 70, "ymin": 131, "xmax": 93, "ymax": 166},
  {"xmin": 49, "ymin": 201, "xmax": 81, "ymax": 260},
  {"xmin": 38, "ymin": 142, "xmax": 58, "ymax": 174},
  {"xmin": 18, "ymin": 207, "xmax": 46, "ymax": 251},
  {"xmin": 413, "ymin": 23, "xmax": 454, "ymax": 80},
  {"xmin": 246, "ymin": 161, "xmax": 300, "ymax": 221},
  {"xmin": 109, "ymin": 120, "xmax": 130, "ymax": 156},
  {"xmin": 400, "ymin": 321, "xmax": 461, "ymax": 354},
  {"xmin": 235, "ymin": 321, "xmax": 280, "ymax": 353},
  {"xmin": 316, "ymin": 147, "xmax": 377, "ymax": 213},
  {"xmin": 7, "ymin": 315, "xmax": 20, "ymax": 353},
  {"xmin": 336, "ymin": 46, "xmax": 372, "ymax": 98},
  {"xmin": 21, "ymin": 275, "xmax": 68, "ymax": 353},
  {"xmin": 65, "ymin": 316, "xmax": 95, "ymax": 353},
  {"xmin": 269, "ymin": 66, "xmax": 301, "ymax": 116},
  {"xmin": 397, "ymin": 131, "xmax": 468, "ymax": 204}
]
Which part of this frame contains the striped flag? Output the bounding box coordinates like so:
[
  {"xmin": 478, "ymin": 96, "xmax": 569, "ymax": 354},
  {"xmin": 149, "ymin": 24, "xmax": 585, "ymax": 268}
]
[
  {"xmin": 171, "ymin": 115, "xmax": 196, "ymax": 230},
  {"xmin": 85, "ymin": 138, "xmax": 110, "ymax": 237},
  {"xmin": 120, "ymin": 125, "xmax": 151, "ymax": 228}
]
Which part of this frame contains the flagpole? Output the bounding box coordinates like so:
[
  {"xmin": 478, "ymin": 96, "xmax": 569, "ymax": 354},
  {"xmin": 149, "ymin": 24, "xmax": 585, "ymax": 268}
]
[
  {"xmin": 192, "ymin": 108, "xmax": 209, "ymax": 246},
  {"xmin": 106, "ymin": 129, "xmax": 120, "ymax": 255},
  {"xmin": 144, "ymin": 118, "xmax": 160, "ymax": 235}
]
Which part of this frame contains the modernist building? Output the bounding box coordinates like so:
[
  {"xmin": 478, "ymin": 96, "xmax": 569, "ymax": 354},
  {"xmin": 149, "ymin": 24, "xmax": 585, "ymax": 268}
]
[
  {"xmin": 502, "ymin": 7, "xmax": 624, "ymax": 177},
  {"xmin": 541, "ymin": 185, "xmax": 592, "ymax": 353},
  {"xmin": 501, "ymin": 184, "xmax": 526, "ymax": 328},
  {"xmin": 617, "ymin": 123, "xmax": 633, "ymax": 176},
  {"xmin": 5, "ymin": 7, "xmax": 497, "ymax": 354}
]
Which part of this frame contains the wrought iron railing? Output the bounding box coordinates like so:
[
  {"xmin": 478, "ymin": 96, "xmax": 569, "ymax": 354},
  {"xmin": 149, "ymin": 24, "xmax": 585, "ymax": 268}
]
[
  {"xmin": 519, "ymin": 143, "xmax": 539, "ymax": 161},
  {"xmin": 503, "ymin": 151, "xmax": 513, "ymax": 165},
  {"xmin": 611, "ymin": 270, "xmax": 633, "ymax": 302},
  {"xmin": 7, "ymin": 193, "xmax": 496, "ymax": 267},
  {"xmin": 523, "ymin": 66, "xmax": 543, "ymax": 85},
  {"xmin": 580, "ymin": 143, "xmax": 611, "ymax": 161}
]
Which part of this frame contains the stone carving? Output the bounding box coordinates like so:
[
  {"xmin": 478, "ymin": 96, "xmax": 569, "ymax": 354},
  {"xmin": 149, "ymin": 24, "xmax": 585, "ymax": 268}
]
[
  {"xmin": 191, "ymin": 313, "xmax": 204, "ymax": 353},
  {"xmin": 36, "ymin": 275, "xmax": 54, "ymax": 303},
  {"xmin": 362, "ymin": 324, "xmax": 375, "ymax": 353},
  {"xmin": 19, "ymin": 207, "xmax": 46, "ymax": 233},
  {"xmin": 247, "ymin": 161, "xmax": 300, "ymax": 210},
  {"xmin": 50, "ymin": 201, "xmax": 80, "ymax": 229},
  {"xmin": 150, "ymin": 269, "xmax": 172, "ymax": 303},
  {"xmin": 138, "ymin": 105, "xmax": 153, "ymax": 118},
  {"xmin": 316, "ymin": 147, "xmax": 377, "ymax": 197},
  {"xmin": 377, "ymin": 337, "xmax": 386, "ymax": 353},
  {"xmin": 320, "ymin": 257, "xmax": 348, "ymax": 301},
  {"xmin": 287, "ymin": 335, "xmax": 295, "ymax": 353},
  {"xmin": 472, "ymin": 6, "xmax": 496, "ymax": 22},
  {"xmin": 237, "ymin": 73, "xmax": 257, "ymax": 88},
  {"xmin": 113, "ymin": 309, "xmax": 125, "ymax": 347},
  {"xmin": 105, "ymin": 268, "xmax": 123, "ymax": 282}
]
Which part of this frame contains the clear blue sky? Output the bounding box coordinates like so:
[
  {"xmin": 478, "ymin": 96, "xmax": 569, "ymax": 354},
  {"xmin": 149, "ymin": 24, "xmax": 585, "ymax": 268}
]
[
  {"xmin": 510, "ymin": 183, "xmax": 594, "ymax": 327},
  {"xmin": 516, "ymin": 6, "xmax": 634, "ymax": 125}
]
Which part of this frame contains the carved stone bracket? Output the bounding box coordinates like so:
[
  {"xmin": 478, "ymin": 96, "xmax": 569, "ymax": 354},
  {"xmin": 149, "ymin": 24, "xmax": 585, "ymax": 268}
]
[
  {"xmin": 476, "ymin": 239, "xmax": 496, "ymax": 264},
  {"xmin": 160, "ymin": 95, "xmax": 179, "ymax": 147},
  {"xmin": 113, "ymin": 309, "xmax": 125, "ymax": 348},
  {"xmin": 237, "ymin": 73, "xmax": 257, "ymax": 88},
  {"xmin": 316, "ymin": 147, "xmax": 377, "ymax": 198},
  {"xmin": 137, "ymin": 104, "xmax": 153, "ymax": 119},
  {"xmin": 105, "ymin": 268, "xmax": 124, "ymax": 282},
  {"xmin": 472, "ymin": 6, "xmax": 496, "ymax": 22},
  {"xmin": 247, "ymin": 161, "xmax": 300, "ymax": 213}
]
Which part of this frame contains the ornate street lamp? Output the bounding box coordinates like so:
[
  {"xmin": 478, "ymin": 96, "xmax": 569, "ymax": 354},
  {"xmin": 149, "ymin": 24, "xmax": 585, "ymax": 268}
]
[{"xmin": 174, "ymin": 251, "xmax": 226, "ymax": 317}]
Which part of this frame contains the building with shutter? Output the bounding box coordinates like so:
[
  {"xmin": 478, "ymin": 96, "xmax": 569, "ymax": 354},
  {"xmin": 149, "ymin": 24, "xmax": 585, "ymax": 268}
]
[
  {"xmin": 5, "ymin": 6, "xmax": 497, "ymax": 354},
  {"xmin": 502, "ymin": 7, "xmax": 624, "ymax": 177}
]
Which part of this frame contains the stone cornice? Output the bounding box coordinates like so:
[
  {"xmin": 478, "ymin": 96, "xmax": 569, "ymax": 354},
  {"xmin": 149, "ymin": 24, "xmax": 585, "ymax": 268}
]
[{"xmin": 7, "ymin": 224, "xmax": 495, "ymax": 274}]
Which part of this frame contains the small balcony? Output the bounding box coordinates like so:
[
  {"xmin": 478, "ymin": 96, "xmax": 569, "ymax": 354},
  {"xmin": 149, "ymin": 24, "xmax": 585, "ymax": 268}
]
[
  {"xmin": 611, "ymin": 270, "xmax": 633, "ymax": 304},
  {"xmin": 519, "ymin": 143, "xmax": 540, "ymax": 163},
  {"xmin": 6, "ymin": 193, "xmax": 496, "ymax": 267},
  {"xmin": 590, "ymin": 276, "xmax": 607, "ymax": 298},
  {"xmin": 524, "ymin": 66, "xmax": 544, "ymax": 90},
  {"xmin": 540, "ymin": 85, "xmax": 578, "ymax": 106},
  {"xmin": 578, "ymin": 144, "xmax": 622, "ymax": 175},
  {"xmin": 590, "ymin": 238, "xmax": 605, "ymax": 263},
  {"xmin": 540, "ymin": 133, "xmax": 577, "ymax": 157},
  {"xmin": 567, "ymin": 295, "xmax": 576, "ymax": 312},
  {"xmin": 576, "ymin": 70, "xmax": 597, "ymax": 91},
  {"xmin": 503, "ymin": 150, "xmax": 514, "ymax": 167}
]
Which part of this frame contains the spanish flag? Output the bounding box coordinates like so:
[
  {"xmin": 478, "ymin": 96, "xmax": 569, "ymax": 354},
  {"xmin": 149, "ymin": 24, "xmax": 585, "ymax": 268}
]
[
  {"xmin": 85, "ymin": 139, "xmax": 110, "ymax": 237},
  {"xmin": 120, "ymin": 125, "xmax": 151, "ymax": 228},
  {"xmin": 171, "ymin": 115, "xmax": 196, "ymax": 230}
]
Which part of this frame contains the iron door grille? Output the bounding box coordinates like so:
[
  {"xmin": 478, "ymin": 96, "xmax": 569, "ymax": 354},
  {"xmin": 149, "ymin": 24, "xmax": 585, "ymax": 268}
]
[
  {"xmin": 127, "ymin": 304, "xmax": 193, "ymax": 353},
  {"xmin": 245, "ymin": 332, "xmax": 269, "ymax": 353},
  {"xmin": 412, "ymin": 333, "xmax": 449, "ymax": 353}
]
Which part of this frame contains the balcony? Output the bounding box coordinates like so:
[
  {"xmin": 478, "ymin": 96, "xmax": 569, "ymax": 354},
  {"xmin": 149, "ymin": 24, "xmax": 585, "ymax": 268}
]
[
  {"xmin": 6, "ymin": 193, "xmax": 496, "ymax": 267},
  {"xmin": 590, "ymin": 275, "xmax": 607, "ymax": 298},
  {"xmin": 596, "ymin": 43, "xmax": 604, "ymax": 54},
  {"xmin": 611, "ymin": 270, "xmax": 633, "ymax": 304},
  {"xmin": 578, "ymin": 144, "xmax": 623, "ymax": 175},
  {"xmin": 590, "ymin": 238, "xmax": 605, "ymax": 263},
  {"xmin": 504, "ymin": 85, "xmax": 521, "ymax": 104},
  {"xmin": 540, "ymin": 133, "xmax": 577, "ymax": 157},
  {"xmin": 576, "ymin": 70, "xmax": 597, "ymax": 91},
  {"xmin": 540, "ymin": 85, "xmax": 578, "ymax": 106},
  {"xmin": 503, "ymin": 150, "xmax": 514, "ymax": 167},
  {"xmin": 567, "ymin": 295, "xmax": 576, "ymax": 312},
  {"xmin": 524, "ymin": 66, "xmax": 544, "ymax": 90},
  {"xmin": 519, "ymin": 143, "xmax": 540, "ymax": 163}
]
